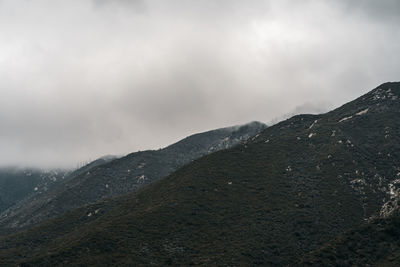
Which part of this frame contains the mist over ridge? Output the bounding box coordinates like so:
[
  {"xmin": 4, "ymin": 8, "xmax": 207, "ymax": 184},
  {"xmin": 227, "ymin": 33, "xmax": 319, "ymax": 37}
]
[{"xmin": 0, "ymin": 0, "xmax": 399, "ymax": 168}]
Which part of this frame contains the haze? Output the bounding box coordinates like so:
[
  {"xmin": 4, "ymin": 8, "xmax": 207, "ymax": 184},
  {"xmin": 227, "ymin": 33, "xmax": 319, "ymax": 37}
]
[{"xmin": 0, "ymin": 0, "xmax": 399, "ymax": 168}]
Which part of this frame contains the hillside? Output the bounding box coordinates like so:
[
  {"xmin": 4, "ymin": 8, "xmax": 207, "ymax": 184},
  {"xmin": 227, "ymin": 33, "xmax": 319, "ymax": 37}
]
[
  {"xmin": 0, "ymin": 168, "xmax": 68, "ymax": 214},
  {"xmin": 0, "ymin": 82, "xmax": 399, "ymax": 266},
  {"xmin": 301, "ymin": 211, "xmax": 400, "ymax": 266},
  {"xmin": 0, "ymin": 122, "xmax": 266, "ymax": 230}
]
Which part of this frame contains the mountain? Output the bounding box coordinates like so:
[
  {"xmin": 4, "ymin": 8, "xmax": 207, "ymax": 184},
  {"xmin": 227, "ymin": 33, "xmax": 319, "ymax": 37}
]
[
  {"xmin": 0, "ymin": 121, "xmax": 266, "ymax": 230},
  {"xmin": 68, "ymin": 155, "xmax": 119, "ymax": 179},
  {"xmin": 301, "ymin": 211, "xmax": 400, "ymax": 266},
  {"xmin": 0, "ymin": 82, "xmax": 399, "ymax": 266},
  {"xmin": 0, "ymin": 168, "xmax": 68, "ymax": 214}
]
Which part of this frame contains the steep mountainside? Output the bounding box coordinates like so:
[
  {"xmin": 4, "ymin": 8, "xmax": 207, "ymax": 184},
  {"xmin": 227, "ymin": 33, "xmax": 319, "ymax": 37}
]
[
  {"xmin": 0, "ymin": 122, "xmax": 266, "ymax": 230},
  {"xmin": 0, "ymin": 82, "xmax": 399, "ymax": 266},
  {"xmin": 67, "ymin": 155, "xmax": 118, "ymax": 179},
  {"xmin": 301, "ymin": 211, "xmax": 400, "ymax": 266},
  {"xmin": 0, "ymin": 168, "xmax": 68, "ymax": 214}
]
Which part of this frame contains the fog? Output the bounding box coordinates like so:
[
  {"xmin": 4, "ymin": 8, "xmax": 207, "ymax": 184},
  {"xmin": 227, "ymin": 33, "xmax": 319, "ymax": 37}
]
[{"xmin": 0, "ymin": 0, "xmax": 399, "ymax": 168}]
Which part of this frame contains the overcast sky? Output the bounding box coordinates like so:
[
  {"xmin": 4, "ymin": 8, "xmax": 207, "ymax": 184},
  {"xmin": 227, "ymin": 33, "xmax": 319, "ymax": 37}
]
[{"xmin": 0, "ymin": 0, "xmax": 399, "ymax": 168}]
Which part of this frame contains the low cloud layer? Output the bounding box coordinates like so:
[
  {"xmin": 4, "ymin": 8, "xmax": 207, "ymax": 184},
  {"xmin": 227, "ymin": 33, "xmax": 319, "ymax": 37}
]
[{"xmin": 0, "ymin": 0, "xmax": 399, "ymax": 168}]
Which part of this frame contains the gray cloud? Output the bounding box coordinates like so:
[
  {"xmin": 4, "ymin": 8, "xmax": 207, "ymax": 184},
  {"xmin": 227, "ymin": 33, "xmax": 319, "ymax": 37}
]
[
  {"xmin": 337, "ymin": 0, "xmax": 400, "ymax": 22},
  {"xmin": 0, "ymin": 0, "xmax": 399, "ymax": 168},
  {"xmin": 92, "ymin": 0, "xmax": 146, "ymax": 13}
]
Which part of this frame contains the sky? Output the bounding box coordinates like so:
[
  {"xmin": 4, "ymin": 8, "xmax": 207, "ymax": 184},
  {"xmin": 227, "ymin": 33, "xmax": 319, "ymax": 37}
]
[{"xmin": 0, "ymin": 0, "xmax": 399, "ymax": 168}]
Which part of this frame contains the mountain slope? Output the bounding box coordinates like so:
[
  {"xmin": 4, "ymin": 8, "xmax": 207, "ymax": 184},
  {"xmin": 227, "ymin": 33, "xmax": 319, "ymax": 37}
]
[
  {"xmin": 301, "ymin": 211, "xmax": 400, "ymax": 266},
  {"xmin": 0, "ymin": 168, "xmax": 68, "ymax": 214},
  {"xmin": 0, "ymin": 122, "xmax": 266, "ymax": 230},
  {"xmin": 1, "ymin": 82, "xmax": 399, "ymax": 266}
]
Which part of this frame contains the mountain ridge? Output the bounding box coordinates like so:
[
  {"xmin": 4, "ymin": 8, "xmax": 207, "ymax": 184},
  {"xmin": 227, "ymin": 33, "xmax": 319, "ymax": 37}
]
[
  {"xmin": 1, "ymin": 82, "xmax": 399, "ymax": 265},
  {"xmin": 0, "ymin": 121, "xmax": 266, "ymax": 231}
]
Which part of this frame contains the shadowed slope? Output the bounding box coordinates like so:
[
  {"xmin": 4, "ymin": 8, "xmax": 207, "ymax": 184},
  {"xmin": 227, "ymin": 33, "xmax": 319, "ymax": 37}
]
[
  {"xmin": 0, "ymin": 168, "xmax": 68, "ymax": 214},
  {"xmin": 1, "ymin": 83, "xmax": 400, "ymax": 266},
  {"xmin": 301, "ymin": 211, "xmax": 400, "ymax": 266},
  {"xmin": 0, "ymin": 122, "xmax": 266, "ymax": 231}
]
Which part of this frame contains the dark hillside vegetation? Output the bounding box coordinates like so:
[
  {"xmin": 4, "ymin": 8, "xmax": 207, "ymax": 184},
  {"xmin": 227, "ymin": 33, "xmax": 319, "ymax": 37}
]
[
  {"xmin": 0, "ymin": 122, "xmax": 265, "ymax": 231},
  {"xmin": 301, "ymin": 211, "xmax": 400, "ymax": 266},
  {"xmin": 0, "ymin": 168, "xmax": 67, "ymax": 214},
  {"xmin": 0, "ymin": 82, "xmax": 399, "ymax": 266}
]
